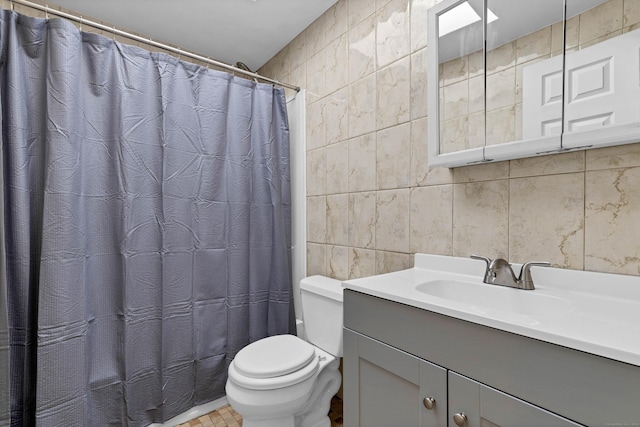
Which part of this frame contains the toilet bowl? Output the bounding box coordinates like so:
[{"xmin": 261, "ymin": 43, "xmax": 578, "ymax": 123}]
[{"xmin": 225, "ymin": 276, "xmax": 343, "ymax": 427}]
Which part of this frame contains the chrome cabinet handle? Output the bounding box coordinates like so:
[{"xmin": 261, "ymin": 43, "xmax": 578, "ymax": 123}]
[
  {"xmin": 453, "ymin": 412, "xmax": 468, "ymax": 426},
  {"xmin": 422, "ymin": 396, "xmax": 436, "ymax": 410}
]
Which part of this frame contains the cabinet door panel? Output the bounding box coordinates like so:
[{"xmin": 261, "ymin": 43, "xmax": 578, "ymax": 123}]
[
  {"xmin": 419, "ymin": 360, "xmax": 447, "ymax": 427},
  {"xmin": 449, "ymin": 371, "xmax": 481, "ymax": 427},
  {"xmin": 449, "ymin": 371, "xmax": 583, "ymax": 427},
  {"xmin": 357, "ymin": 331, "xmax": 420, "ymax": 383},
  {"xmin": 343, "ymin": 329, "xmax": 447, "ymax": 427},
  {"xmin": 359, "ymin": 358, "xmax": 419, "ymax": 427},
  {"xmin": 479, "ymin": 385, "xmax": 582, "ymax": 427},
  {"xmin": 344, "ymin": 329, "xmax": 420, "ymax": 427}
]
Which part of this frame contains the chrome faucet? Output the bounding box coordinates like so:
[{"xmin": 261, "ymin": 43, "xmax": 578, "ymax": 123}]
[{"xmin": 470, "ymin": 255, "xmax": 550, "ymax": 290}]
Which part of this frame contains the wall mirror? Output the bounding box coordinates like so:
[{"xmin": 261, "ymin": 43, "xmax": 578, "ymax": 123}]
[
  {"xmin": 428, "ymin": 0, "xmax": 640, "ymax": 168},
  {"xmin": 435, "ymin": 0, "xmax": 485, "ymax": 164}
]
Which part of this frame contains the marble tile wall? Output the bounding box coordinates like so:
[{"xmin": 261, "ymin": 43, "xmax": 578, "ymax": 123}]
[
  {"xmin": 260, "ymin": 0, "xmax": 640, "ymax": 279},
  {"xmin": 6, "ymin": 0, "xmax": 640, "ymax": 280}
]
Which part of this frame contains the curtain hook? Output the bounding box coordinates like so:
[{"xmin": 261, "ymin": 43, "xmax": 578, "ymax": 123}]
[
  {"xmin": 79, "ymin": 15, "xmax": 82, "ymax": 31},
  {"xmin": 10, "ymin": 0, "xmax": 14, "ymax": 12},
  {"xmin": 45, "ymin": 4, "xmax": 49, "ymax": 20},
  {"xmin": 113, "ymin": 26, "xmax": 116, "ymax": 41}
]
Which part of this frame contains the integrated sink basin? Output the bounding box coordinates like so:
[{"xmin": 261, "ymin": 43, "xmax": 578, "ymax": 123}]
[
  {"xmin": 343, "ymin": 253, "xmax": 640, "ymax": 367},
  {"xmin": 415, "ymin": 279, "xmax": 573, "ymax": 324}
]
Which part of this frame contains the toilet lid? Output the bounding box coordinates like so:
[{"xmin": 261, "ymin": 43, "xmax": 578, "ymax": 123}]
[{"xmin": 233, "ymin": 335, "xmax": 316, "ymax": 379}]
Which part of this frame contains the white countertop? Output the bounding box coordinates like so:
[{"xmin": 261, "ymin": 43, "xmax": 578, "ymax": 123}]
[{"xmin": 343, "ymin": 254, "xmax": 640, "ymax": 367}]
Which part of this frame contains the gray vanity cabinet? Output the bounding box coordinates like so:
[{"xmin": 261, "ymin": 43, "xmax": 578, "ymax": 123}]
[
  {"xmin": 343, "ymin": 289, "xmax": 640, "ymax": 426},
  {"xmin": 343, "ymin": 329, "xmax": 447, "ymax": 427},
  {"xmin": 344, "ymin": 328, "xmax": 581, "ymax": 427}
]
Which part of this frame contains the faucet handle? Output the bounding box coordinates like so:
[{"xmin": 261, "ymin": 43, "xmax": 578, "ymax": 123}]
[
  {"xmin": 470, "ymin": 254, "xmax": 491, "ymax": 268},
  {"xmin": 519, "ymin": 261, "xmax": 551, "ymax": 290},
  {"xmin": 470, "ymin": 255, "xmax": 494, "ymax": 284}
]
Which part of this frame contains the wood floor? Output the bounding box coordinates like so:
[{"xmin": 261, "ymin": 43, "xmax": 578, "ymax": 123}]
[{"xmin": 177, "ymin": 396, "xmax": 343, "ymax": 427}]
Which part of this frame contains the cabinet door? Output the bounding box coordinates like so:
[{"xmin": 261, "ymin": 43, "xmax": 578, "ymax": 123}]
[
  {"xmin": 448, "ymin": 372, "xmax": 583, "ymax": 427},
  {"xmin": 343, "ymin": 329, "xmax": 447, "ymax": 427}
]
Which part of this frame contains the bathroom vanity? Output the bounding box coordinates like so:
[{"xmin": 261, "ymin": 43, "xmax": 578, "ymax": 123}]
[{"xmin": 342, "ymin": 254, "xmax": 640, "ymax": 427}]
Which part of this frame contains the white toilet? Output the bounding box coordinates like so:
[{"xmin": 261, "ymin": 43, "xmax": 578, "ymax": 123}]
[{"xmin": 225, "ymin": 275, "xmax": 343, "ymax": 427}]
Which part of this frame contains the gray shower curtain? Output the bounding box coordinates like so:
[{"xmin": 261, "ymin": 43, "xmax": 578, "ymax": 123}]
[{"xmin": 0, "ymin": 9, "xmax": 292, "ymax": 426}]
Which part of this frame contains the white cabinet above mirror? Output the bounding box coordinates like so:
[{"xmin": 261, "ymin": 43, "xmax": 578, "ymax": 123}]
[{"xmin": 428, "ymin": 0, "xmax": 640, "ymax": 168}]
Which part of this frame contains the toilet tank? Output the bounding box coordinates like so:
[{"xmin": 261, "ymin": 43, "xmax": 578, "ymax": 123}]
[{"xmin": 300, "ymin": 275, "xmax": 344, "ymax": 357}]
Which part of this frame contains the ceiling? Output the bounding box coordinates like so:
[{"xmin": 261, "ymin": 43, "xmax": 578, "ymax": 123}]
[{"xmin": 50, "ymin": 0, "xmax": 338, "ymax": 71}]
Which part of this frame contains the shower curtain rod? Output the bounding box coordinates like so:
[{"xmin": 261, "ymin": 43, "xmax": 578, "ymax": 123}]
[{"xmin": 8, "ymin": 0, "xmax": 301, "ymax": 92}]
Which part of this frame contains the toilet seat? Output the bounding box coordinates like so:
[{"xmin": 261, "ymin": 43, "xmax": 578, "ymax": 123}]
[{"xmin": 229, "ymin": 335, "xmax": 320, "ymax": 390}]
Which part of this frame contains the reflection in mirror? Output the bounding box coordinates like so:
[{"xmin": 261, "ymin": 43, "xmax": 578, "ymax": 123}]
[
  {"xmin": 485, "ymin": 0, "xmax": 565, "ymax": 147},
  {"xmin": 562, "ymin": 0, "xmax": 640, "ymax": 147},
  {"xmin": 437, "ymin": 0, "xmax": 485, "ymax": 155},
  {"xmin": 429, "ymin": 0, "xmax": 640, "ymax": 167}
]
